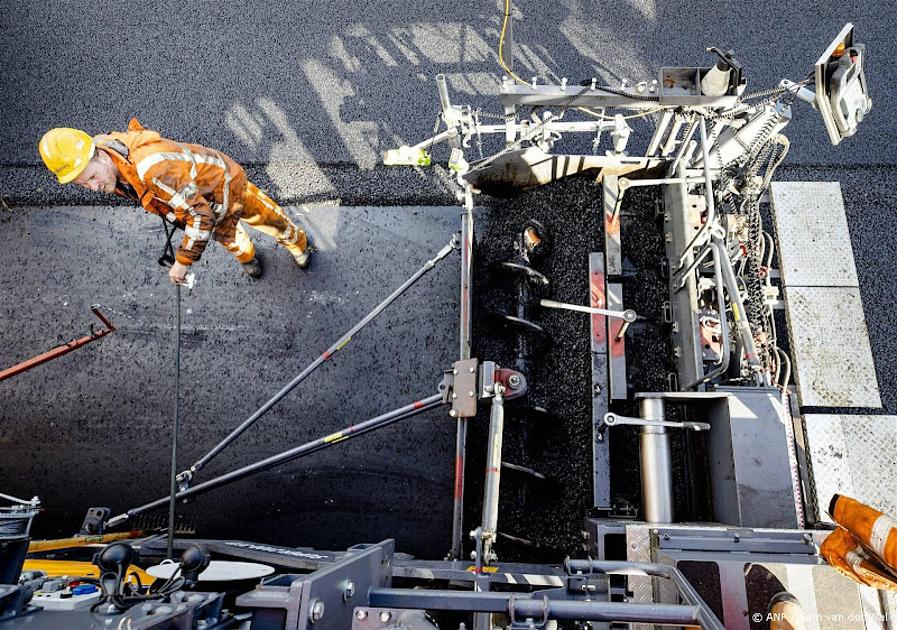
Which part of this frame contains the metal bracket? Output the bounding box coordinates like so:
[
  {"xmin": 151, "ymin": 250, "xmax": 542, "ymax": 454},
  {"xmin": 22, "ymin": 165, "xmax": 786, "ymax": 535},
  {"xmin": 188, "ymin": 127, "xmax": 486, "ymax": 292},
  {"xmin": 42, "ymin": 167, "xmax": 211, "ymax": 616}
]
[
  {"xmin": 443, "ymin": 361, "xmax": 528, "ymax": 419},
  {"xmin": 449, "ymin": 358, "xmax": 480, "ymax": 418},
  {"xmin": 509, "ymin": 595, "xmax": 550, "ymax": 629}
]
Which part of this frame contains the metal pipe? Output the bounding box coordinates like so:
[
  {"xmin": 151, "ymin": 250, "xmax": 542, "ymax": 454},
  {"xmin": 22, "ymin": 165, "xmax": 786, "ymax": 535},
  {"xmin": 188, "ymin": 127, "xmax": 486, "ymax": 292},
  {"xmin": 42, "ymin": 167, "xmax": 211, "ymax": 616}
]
[
  {"xmin": 500, "ymin": 1, "xmax": 513, "ymax": 73},
  {"xmin": 539, "ymin": 299, "xmax": 637, "ymax": 322},
  {"xmin": 675, "ymin": 244, "xmax": 713, "ymax": 290},
  {"xmin": 167, "ymin": 285, "xmax": 182, "ymax": 560},
  {"xmin": 410, "ymin": 130, "xmax": 452, "ymax": 152},
  {"xmin": 712, "ymin": 235, "xmax": 765, "ymax": 381},
  {"xmin": 661, "ymin": 116, "xmax": 685, "ymax": 156},
  {"xmin": 666, "ymin": 118, "xmax": 698, "ymax": 176},
  {"xmin": 459, "ymin": 204, "xmax": 473, "ymax": 361},
  {"xmin": 108, "ymin": 394, "xmax": 446, "ymax": 528},
  {"xmin": 450, "ymin": 421, "xmax": 468, "ymax": 561},
  {"xmin": 647, "ymin": 110, "xmax": 674, "ymax": 156},
  {"xmin": 0, "ymin": 306, "xmax": 115, "ymax": 382},
  {"xmin": 565, "ymin": 559, "xmax": 724, "ymax": 629},
  {"xmin": 675, "ymin": 118, "xmax": 717, "ymax": 271},
  {"xmin": 368, "ymin": 589, "xmax": 703, "ymax": 625},
  {"xmin": 638, "ymin": 398, "xmax": 673, "ymax": 523},
  {"xmin": 186, "ymin": 238, "xmax": 457, "ymax": 477},
  {"xmin": 480, "ymin": 385, "xmax": 505, "ymax": 562},
  {"xmin": 624, "ymin": 177, "xmax": 704, "ymax": 188},
  {"xmin": 450, "ymin": 201, "xmax": 475, "ymax": 560},
  {"xmin": 436, "ymin": 74, "xmax": 452, "ymax": 115}
]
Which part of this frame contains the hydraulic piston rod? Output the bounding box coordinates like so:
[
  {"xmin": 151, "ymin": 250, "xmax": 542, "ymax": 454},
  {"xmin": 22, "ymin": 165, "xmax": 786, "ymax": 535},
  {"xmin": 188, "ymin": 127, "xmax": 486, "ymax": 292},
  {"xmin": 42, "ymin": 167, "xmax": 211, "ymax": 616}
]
[
  {"xmin": 638, "ymin": 398, "xmax": 674, "ymax": 523},
  {"xmin": 479, "ymin": 383, "xmax": 505, "ymax": 563}
]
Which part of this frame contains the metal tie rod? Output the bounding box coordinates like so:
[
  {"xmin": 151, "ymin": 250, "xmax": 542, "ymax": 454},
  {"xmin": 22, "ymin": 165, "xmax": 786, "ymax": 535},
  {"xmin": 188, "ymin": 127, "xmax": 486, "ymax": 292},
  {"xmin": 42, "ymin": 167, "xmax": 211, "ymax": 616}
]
[
  {"xmin": 180, "ymin": 237, "xmax": 459, "ymax": 483},
  {"xmin": 108, "ymin": 393, "xmax": 446, "ymax": 528},
  {"xmin": 368, "ymin": 588, "xmax": 705, "ymax": 626}
]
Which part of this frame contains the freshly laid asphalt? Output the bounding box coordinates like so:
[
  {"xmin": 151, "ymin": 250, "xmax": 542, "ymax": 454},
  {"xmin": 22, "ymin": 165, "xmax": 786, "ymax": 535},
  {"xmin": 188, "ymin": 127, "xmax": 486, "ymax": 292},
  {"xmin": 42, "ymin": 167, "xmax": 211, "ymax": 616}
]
[
  {"xmin": 1, "ymin": 2, "xmax": 895, "ymax": 558},
  {"xmin": 2, "ymin": 1, "xmax": 894, "ymax": 205}
]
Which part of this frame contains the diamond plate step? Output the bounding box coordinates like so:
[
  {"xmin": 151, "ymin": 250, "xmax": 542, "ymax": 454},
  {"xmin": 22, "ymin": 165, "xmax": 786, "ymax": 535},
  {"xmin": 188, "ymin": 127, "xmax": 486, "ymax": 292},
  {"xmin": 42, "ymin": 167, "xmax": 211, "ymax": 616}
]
[
  {"xmin": 804, "ymin": 414, "xmax": 897, "ymax": 521},
  {"xmin": 771, "ymin": 182, "xmax": 881, "ymax": 408},
  {"xmin": 784, "ymin": 287, "xmax": 881, "ymax": 408},
  {"xmin": 770, "ymin": 182, "xmax": 859, "ymax": 287}
]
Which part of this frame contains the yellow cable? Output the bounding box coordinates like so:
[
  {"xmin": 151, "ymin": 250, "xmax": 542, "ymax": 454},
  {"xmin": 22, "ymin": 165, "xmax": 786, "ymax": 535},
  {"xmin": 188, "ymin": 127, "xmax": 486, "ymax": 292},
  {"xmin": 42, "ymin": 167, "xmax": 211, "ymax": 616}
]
[{"xmin": 497, "ymin": 0, "xmax": 529, "ymax": 86}]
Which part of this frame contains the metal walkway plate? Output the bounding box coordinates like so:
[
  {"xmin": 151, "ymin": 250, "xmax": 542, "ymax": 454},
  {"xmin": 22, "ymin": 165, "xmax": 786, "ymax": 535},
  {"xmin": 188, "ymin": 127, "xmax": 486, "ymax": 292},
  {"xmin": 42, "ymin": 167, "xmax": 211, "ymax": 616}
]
[
  {"xmin": 784, "ymin": 287, "xmax": 881, "ymax": 408},
  {"xmin": 804, "ymin": 414, "xmax": 897, "ymax": 521},
  {"xmin": 771, "ymin": 181, "xmax": 880, "ymax": 408},
  {"xmin": 770, "ymin": 182, "xmax": 859, "ymax": 287}
]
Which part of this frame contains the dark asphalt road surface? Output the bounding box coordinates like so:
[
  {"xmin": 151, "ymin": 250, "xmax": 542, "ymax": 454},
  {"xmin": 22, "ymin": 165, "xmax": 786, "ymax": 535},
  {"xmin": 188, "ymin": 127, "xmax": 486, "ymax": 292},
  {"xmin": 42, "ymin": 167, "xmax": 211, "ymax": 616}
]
[
  {"xmin": 1, "ymin": 2, "xmax": 895, "ymax": 558},
  {"xmin": 0, "ymin": 205, "xmax": 465, "ymax": 557},
  {"xmin": 2, "ymin": 1, "xmax": 894, "ymax": 204}
]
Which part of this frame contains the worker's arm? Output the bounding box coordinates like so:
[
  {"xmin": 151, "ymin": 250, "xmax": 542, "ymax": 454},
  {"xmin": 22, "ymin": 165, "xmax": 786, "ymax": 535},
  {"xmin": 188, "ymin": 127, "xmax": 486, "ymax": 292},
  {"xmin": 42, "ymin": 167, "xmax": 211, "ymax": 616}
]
[{"xmin": 142, "ymin": 165, "xmax": 216, "ymax": 266}]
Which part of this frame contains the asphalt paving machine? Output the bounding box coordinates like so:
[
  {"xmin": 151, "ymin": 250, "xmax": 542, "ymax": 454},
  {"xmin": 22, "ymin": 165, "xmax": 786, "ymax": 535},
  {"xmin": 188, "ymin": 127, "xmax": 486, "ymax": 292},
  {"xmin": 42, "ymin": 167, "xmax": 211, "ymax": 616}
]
[{"xmin": 0, "ymin": 20, "xmax": 880, "ymax": 630}]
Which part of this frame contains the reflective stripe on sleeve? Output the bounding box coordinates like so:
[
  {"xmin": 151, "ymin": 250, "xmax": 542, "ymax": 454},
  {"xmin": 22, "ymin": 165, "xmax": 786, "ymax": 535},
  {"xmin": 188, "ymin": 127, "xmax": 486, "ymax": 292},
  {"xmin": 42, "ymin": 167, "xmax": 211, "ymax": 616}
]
[
  {"xmin": 136, "ymin": 150, "xmax": 226, "ymax": 180},
  {"xmin": 151, "ymin": 177, "xmax": 190, "ymax": 211},
  {"xmin": 870, "ymin": 515, "xmax": 896, "ymax": 556}
]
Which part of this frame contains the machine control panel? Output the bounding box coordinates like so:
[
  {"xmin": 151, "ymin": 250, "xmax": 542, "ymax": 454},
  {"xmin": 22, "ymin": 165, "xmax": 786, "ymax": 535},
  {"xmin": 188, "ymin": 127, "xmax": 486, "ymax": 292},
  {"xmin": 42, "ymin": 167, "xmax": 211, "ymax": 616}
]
[{"xmin": 816, "ymin": 23, "xmax": 872, "ymax": 144}]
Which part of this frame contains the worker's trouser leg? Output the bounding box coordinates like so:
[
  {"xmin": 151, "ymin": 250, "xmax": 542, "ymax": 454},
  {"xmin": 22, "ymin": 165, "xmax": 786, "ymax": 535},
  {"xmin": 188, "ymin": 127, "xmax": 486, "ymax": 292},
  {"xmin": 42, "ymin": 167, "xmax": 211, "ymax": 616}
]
[
  {"xmin": 238, "ymin": 182, "xmax": 308, "ymax": 259},
  {"xmin": 221, "ymin": 223, "xmax": 257, "ymax": 264}
]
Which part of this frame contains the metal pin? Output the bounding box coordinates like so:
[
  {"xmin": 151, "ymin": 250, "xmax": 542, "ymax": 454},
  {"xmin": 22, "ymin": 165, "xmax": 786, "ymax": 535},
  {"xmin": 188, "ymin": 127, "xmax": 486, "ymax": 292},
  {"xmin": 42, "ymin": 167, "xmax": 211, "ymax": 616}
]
[{"xmin": 615, "ymin": 320, "xmax": 631, "ymax": 341}]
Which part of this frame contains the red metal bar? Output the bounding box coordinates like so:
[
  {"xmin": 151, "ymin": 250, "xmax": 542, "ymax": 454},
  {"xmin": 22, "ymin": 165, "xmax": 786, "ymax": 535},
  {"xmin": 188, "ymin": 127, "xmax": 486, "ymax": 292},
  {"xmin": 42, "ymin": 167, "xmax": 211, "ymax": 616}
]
[{"xmin": 0, "ymin": 306, "xmax": 115, "ymax": 382}]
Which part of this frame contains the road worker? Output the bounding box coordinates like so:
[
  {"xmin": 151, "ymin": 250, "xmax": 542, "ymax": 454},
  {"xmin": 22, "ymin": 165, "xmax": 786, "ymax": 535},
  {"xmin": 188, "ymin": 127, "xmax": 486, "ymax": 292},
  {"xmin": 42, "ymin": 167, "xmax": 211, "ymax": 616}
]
[{"xmin": 38, "ymin": 119, "xmax": 310, "ymax": 284}]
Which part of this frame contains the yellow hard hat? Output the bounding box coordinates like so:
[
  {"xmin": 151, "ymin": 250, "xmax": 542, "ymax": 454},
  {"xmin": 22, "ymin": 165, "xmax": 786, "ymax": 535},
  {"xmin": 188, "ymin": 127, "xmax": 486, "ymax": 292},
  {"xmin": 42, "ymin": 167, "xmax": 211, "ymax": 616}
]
[{"xmin": 39, "ymin": 128, "xmax": 96, "ymax": 184}]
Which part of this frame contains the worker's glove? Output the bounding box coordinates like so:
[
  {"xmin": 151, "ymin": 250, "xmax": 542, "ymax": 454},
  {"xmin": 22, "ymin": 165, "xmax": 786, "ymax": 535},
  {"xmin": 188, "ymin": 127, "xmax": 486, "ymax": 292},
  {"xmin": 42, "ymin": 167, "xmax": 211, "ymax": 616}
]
[{"xmin": 168, "ymin": 261, "xmax": 189, "ymax": 285}]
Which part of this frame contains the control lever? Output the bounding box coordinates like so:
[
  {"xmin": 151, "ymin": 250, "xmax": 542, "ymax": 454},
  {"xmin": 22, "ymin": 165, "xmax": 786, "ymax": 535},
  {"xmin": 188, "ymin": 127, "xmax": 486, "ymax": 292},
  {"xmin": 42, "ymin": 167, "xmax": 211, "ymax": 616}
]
[
  {"xmin": 601, "ymin": 412, "xmax": 710, "ymax": 433},
  {"xmin": 540, "ymin": 299, "xmax": 638, "ymax": 340},
  {"xmin": 540, "ymin": 299, "xmax": 637, "ymax": 322},
  {"xmin": 600, "ymin": 394, "xmax": 723, "ymax": 523},
  {"xmin": 157, "ymin": 215, "xmax": 196, "ymax": 289}
]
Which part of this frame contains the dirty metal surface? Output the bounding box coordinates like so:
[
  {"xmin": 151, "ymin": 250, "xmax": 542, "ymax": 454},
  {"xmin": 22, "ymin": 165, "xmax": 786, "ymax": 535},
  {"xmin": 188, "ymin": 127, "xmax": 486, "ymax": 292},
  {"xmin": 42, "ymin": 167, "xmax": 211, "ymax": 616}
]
[
  {"xmin": 783, "ymin": 286, "xmax": 881, "ymax": 408},
  {"xmin": 804, "ymin": 414, "xmax": 897, "ymax": 522},
  {"xmin": 589, "ymin": 253, "xmax": 610, "ymax": 509},
  {"xmin": 770, "ymin": 182, "xmax": 860, "ymax": 288}
]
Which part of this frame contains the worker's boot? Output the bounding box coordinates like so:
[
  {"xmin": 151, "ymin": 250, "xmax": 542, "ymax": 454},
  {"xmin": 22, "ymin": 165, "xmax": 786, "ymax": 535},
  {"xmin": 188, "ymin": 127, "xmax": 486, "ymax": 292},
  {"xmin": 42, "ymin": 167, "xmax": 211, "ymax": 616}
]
[
  {"xmin": 292, "ymin": 234, "xmax": 313, "ymax": 269},
  {"xmin": 241, "ymin": 255, "xmax": 264, "ymax": 279},
  {"xmin": 292, "ymin": 249, "xmax": 311, "ymax": 269},
  {"xmin": 768, "ymin": 592, "xmax": 805, "ymax": 630}
]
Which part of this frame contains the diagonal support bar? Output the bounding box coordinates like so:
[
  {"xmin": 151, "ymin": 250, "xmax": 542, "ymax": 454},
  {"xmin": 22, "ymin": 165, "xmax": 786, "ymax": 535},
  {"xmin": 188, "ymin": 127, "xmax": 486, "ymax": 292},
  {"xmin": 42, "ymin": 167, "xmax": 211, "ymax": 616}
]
[
  {"xmin": 108, "ymin": 393, "xmax": 446, "ymax": 528},
  {"xmin": 0, "ymin": 306, "xmax": 115, "ymax": 382},
  {"xmin": 182, "ymin": 237, "xmax": 459, "ymax": 481}
]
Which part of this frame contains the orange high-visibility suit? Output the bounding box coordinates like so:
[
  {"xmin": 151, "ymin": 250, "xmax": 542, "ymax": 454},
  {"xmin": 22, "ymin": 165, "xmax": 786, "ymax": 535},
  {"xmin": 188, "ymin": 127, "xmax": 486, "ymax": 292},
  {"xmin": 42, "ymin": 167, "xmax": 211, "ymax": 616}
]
[
  {"xmin": 93, "ymin": 118, "xmax": 306, "ymax": 266},
  {"xmin": 821, "ymin": 494, "xmax": 897, "ymax": 591}
]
